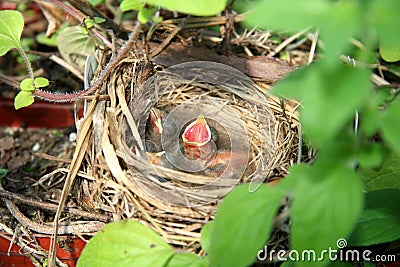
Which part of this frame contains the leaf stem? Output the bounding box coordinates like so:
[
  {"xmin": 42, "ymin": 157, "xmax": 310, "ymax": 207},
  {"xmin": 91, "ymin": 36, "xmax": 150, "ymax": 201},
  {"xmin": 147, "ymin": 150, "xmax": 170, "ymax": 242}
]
[{"xmin": 17, "ymin": 48, "xmax": 35, "ymax": 81}]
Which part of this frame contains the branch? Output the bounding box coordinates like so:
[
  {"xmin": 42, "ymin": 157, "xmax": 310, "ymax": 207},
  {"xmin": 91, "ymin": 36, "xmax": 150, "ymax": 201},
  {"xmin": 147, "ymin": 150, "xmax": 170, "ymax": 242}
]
[
  {"xmin": 0, "ymin": 189, "xmax": 110, "ymax": 222},
  {"xmin": 33, "ymin": 22, "xmax": 142, "ymax": 102}
]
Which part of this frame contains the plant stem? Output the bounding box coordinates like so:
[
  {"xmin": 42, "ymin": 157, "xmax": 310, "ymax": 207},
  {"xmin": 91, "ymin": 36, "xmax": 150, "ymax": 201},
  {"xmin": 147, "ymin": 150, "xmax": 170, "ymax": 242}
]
[
  {"xmin": 18, "ymin": 48, "xmax": 35, "ymax": 81},
  {"xmin": 47, "ymin": 0, "xmax": 85, "ymax": 21},
  {"xmin": 33, "ymin": 22, "xmax": 142, "ymax": 102}
]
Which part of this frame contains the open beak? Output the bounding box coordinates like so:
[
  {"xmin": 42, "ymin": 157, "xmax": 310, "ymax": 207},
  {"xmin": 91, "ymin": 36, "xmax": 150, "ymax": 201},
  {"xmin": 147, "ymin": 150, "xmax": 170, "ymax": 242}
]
[{"xmin": 182, "ymin": 114, "xmax": 211, "ymax": 146}]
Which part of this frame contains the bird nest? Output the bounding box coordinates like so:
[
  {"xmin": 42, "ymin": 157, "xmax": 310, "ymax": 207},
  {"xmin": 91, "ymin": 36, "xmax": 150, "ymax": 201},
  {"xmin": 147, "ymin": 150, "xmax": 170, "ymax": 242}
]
[{"xmin": 78, "ymin": 56, "xmax": 300, "ymax": 250}]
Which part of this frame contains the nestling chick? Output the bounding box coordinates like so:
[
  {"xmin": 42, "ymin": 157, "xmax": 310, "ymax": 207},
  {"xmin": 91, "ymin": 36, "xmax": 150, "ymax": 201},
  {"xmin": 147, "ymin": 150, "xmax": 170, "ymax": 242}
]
[
  {"xmin": 182, "ymin": 114, "xmax": 215, "ymax": 161},
  {"xmin": 145, "ymin": 108, "xmax": 166, "ymax": 152}
]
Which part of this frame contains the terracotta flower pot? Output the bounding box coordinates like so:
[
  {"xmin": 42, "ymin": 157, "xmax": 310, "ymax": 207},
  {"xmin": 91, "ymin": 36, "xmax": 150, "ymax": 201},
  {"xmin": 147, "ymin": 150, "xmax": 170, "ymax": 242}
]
[
  {"xmin": 0, "ymin": 233, "xmax": 87, "ymax": 267},
  {"xmin": 0, "ymin": 98, "xmax": 81, "ymax": 129}
]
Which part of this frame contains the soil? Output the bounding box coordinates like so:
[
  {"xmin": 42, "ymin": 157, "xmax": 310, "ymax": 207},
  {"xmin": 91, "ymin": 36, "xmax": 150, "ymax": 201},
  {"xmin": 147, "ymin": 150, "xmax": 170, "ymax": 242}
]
[
  {"xmin": 0, "ymin": 126, "xmax": 77, "ymax": 227},
  {"xmin": 0, "ymin": 1, "xmax": 84, "ymax": 230}
]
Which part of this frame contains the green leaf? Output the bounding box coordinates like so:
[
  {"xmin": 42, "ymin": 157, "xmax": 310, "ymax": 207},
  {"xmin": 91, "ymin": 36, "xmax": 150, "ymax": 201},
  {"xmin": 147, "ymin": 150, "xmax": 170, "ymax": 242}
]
[
  {"xmin": 209, "ymin": 184, "xmax": 285, "ymax": 267},
  {"xmin": 289, "ymin": 164, "xmax": 363, "ymax": 267},
  {"xmin": 357, "ymin": 142, "xmax": 385, "ymax": 169},
  {"xmin": 364, "ymin": 188, "xmax": 400, "ymax": 211},
  {"xmin": 200, "ymin": 222, "xmax": 212, "ymax": 254},
  {"xmin": 84, "ymin": 17, "xmax": 105, "ymax": 28},
  {"xmin": 152, "ymin": 15, "xmax": 163, "ymax": 23},
  {"xmin": 34, "ymin": 77, "xmax": 49, "ymax": 88},
  {"xmin": 380, "ymin": 42, "xmax": 400, "ymax": 62},
  {"xmin": 328, "ymin": 262, "xmax": 353, "ymax": 267},
  {"xmin": 318, "ymin": 1, "xmax": 362, "ymax": 63},
  {"xmin": 94, "ymin": 17, "xmax": 105, "ymax": 24},
  {"xmin": 280, "ymin": 262, "xmax": 295, "ymax": 267},
  {"xmin": 311, "ymin": 134, "xmax": 357, "ymax": 169},
  {"xmin": 363, "ymin": 262, "xmax": 376, "ymax": 267},
  {"xmin": 81, "ymin": 27, "xmax": 88, "ymax": 35},
  {"xmin": 382, "ymin": 97, "xmax": 400, "ymax": 151},
  {"xmin": 349, "ymin": 189, "xmax": 400, "ymax": 246},
  {"xmin": 120, "ymin": 0, "xmax": 142, "ymax": 11},
  {"xmin": 20, "ymin": 37, "xmax": 34, "ymax": 51},
  {"xmin": 273, "ymin": 63, "xmax": 371, "ymax": 146},
  {"xmin": 245, "ymin": 0, "xmax": 331, "ymax": 31},
  {"xmin": 57, "ymin": 26, "xmax": 96, "ymax": 70},
  {"xmin": 88, "ymin": 0, "xmax": 104, "ymax": 6},
  {"xmin": 245, "ymin": 0, "xmax": 362, "ymax": 63},
  {"xmin": 387, "ymin": 64, "xmax": 400, "ymax": 79},
  {"xmin": 0, "ymin": 168, "xmax": 7, "ymax": 179},
  {"xmin": 14, "ymin": 91, "xmax": 34, "ymax": 110},
  {"xmin": 371, "ymin": 0, "xmax": 400, "ymax": 62},
  {"xmin": 36, "ymin": 32, "xmax": 58, "ymax": 47},
  {"xmin": 0, "ymin": 10, "xmax": 24, "ymax": 56},
  {"xmin": 143, "ymin": 0, "xmax": 227, "ymax": 16},
  {"xmin": 349, "ymin": 209, "xmax": 400, "ymax": 247},
  {"xmin": 360, "ymin": 90, "xmax": 390, "ymax": 136},
  {"xmin": 85, "ymin": 18, "xmax": 95, "ymax": 29},
  {"xmin": 359, "ymin": 151, "xmax": 400, "ymax": 191},
  {"xmin": 138, "ymin": 7, "xmax": 157, "ymax": 24},
  {"xmin": 77, "ymin": 221, "xmax": 174, "ymax": 267},
  {"xmin": 20, "ymin": 78, "xmax": 34, "ymax": 92},
  {"xmin": 166, "ymin": 253, "xmax": 208, "ymax": 267}
]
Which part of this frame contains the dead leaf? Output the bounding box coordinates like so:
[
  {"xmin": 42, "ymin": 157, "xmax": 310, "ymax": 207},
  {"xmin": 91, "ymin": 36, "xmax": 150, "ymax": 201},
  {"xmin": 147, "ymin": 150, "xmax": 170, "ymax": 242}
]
[
  {"xmin": 0, "ymin": 136, "xmax": 14, "ymax": 151},
  {"xmin": 7, "ymin": 151, "xmax": 30, "ymax": 171},
  {"xmin": 34, "ymin": 0, "xmax": 65, "ymax": 37}
]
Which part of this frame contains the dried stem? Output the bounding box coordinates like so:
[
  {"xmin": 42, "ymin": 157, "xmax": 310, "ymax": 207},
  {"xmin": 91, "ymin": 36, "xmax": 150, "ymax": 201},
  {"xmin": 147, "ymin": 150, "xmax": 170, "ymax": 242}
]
[{"xmin": 0, "ymin": 189, "xmax": 110, "ymax": 222}]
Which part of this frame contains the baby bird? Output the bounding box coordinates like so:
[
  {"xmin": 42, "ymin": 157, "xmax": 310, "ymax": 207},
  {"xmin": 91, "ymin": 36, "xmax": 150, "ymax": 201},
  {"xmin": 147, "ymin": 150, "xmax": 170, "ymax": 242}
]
[
  {"xmin": 145, "ymin": 108, "xmax": 165, "ymax": 152},
  {"xmin": 181, "ymin": 114, "xmax": 215, "ymax": 162},
  {"xmin": 182, "ymin": 115, "xmax": 249, "ymax": 178},
  {"xmin": 147, "ymin": 112, "xmax": 246, "ymax": 179}
]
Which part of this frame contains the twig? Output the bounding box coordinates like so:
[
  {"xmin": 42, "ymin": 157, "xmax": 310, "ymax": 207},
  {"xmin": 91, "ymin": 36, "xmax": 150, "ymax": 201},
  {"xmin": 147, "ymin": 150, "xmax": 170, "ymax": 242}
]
[
  {"xmin": 66, "ymin": 0, "xmax": 126, "ymax": 36},
  {"xmin": 308, "ymin": 28, "xmax": 319, "ymax": 64},
  {"xmin": 49, "ymin": 55, "xmax": 84, "ymax": 80},
  {"xmin": 46, "ymin": 0, "xmax": 84, "ymax": 21},
  {"xmin": 160, "ymin": 14, "xmax": 246, "ymax": 29},
  {"xmin": 150, "ymin": 24, "xmax": 183, "ymax": 58},
  {"xmin": 35, "ymin": 152, "xmax": 72, "ymax": 164},
  {"xmin": 0, "ymin": 72, "xmax": 20, "ymax": 89},
  {"xmin": 5, "ymin": 200, "xmax": 105, "ymax": 235},
  {"xmin": 33, "ymin": 22, "xmax": 142, "ymax": 102},
  {"xmin": 0, "ymin": 183, "xmax": 105, "ymax": 236},
  {"xmin": 0, "ymin": 189, "xmax": 110, "ymax": 222},
  {"xmin": 268, "ymin": 28, "xmax": 309, "ymax": 57}
]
